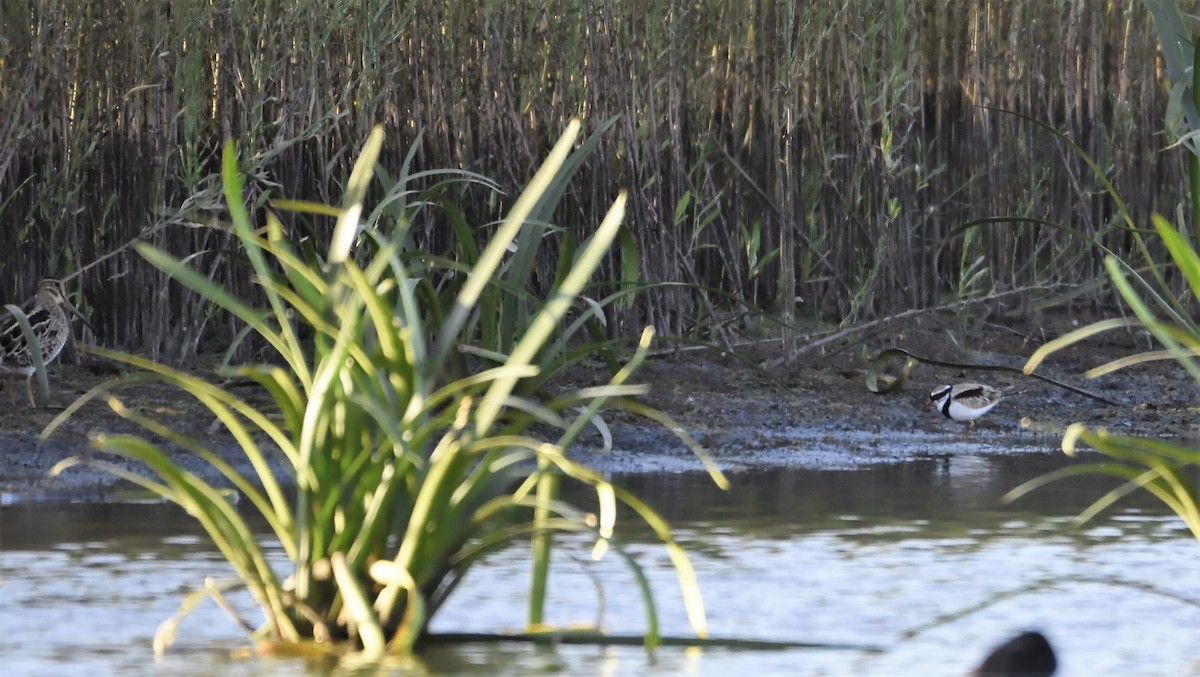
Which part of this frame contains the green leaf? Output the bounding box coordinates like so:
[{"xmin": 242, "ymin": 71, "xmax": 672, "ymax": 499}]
[
  {"xmin": 329, "ymin": 125, "xmax": 385, "ymax": 264},
  {"xmin": 1, "ymin": 304, "xmax": 48, "ymax": 404},
  {"xmin": 434, "ymin": 118, "xmax": 582, "ymax": 365}
]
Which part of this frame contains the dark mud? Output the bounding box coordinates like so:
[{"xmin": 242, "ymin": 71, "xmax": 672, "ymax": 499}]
[{"xmin": 3, "ymin": 316, "xmax": 1200, "ymax": 503}]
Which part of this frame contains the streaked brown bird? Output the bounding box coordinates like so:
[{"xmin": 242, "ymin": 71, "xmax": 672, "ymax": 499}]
[{"xmin": 0, "ymin": 278, "xmax": 91, "ymax": 405}]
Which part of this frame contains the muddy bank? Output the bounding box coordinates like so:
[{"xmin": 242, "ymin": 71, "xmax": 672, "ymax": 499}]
[{"xmin": 3, "ymin": 318, "xmax": 1199, "ymax": 503}]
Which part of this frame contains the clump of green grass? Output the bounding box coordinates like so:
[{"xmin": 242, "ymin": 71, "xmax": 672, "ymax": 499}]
[{"xmin": 48, "ymin": 120, "xmax": 726, "ymax": 658}]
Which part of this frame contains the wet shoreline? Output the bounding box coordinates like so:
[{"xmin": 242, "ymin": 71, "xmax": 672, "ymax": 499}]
[{"xmin": 5, "ymin": 317, "xmax": 1200, "ymax": 503}]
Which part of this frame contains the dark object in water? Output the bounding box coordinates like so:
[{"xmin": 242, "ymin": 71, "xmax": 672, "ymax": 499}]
[{"xmin": 975, "ymin": 631, "xmax": 1057, "ymax": 676}]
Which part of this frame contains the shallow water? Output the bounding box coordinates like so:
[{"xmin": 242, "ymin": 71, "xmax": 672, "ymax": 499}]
[{"xmin": 3, "ymin": 452, "xmax": 1200, "ymax": 676}]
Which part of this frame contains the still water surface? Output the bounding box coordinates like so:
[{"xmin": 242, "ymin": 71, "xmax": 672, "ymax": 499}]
[{"xmin": 3, "ymin": 452, "xmax": 1200, "ymax": 676}]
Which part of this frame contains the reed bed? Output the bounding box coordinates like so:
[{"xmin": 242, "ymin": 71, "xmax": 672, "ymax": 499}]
[{"xmin": 0, "ymin": 0, "xmax": 1182, "ymax": 358}]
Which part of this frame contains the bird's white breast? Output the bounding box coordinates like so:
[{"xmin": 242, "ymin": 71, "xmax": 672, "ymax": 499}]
[{"xmin": 946, "ymin": 398, "xmax": 999, "ymax": 422}]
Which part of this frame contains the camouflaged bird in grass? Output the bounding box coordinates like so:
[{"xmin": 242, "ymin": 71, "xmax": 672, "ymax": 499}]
[{"xmin": 0, "ymin": 278, "xmax": 91, "ymax": 405}]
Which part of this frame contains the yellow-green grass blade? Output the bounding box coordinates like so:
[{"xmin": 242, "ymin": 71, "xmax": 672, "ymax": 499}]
[
  {"xmin": 434, "ymin": 119, "xmax": 582, "ymax": 364},
  {"xmin": 344, "ymin": 261, "xmax": 403, "ymax": 368},
  {"xmin": 362, "ymin": 173, "xmax": 482, "ymax": 246},
  {"xmin": 1080, "ymin": 428, "xmax": 1200, "ymax": 466},
  {"xmin": 1085, "ymin": 349, "xmax": 1180, "ymax": 377},
  {"xmin": 85, "ymin": 345, "xmax": 299, "ymax": 468},
  {"xmin": 1084, "ymin": 321, "xmax": 1200, "ymax": 377},
  {"xmin": 413, "ymin": 434, "xmax": 490, "ymax": 572},
  {"xmin": 1055, "ymin": 428, "xmax": 1188, "ymax": 504},
  {"xmin": 486, "ymin": 395, "xmax": 569, "ymax": 431},
  {"xmin": 443, "ymin": 494, "xmax": 662, "ymax": 644},
  {"xmin": 556, "ymin": 384, "xmax": 650, "ymax": 404},
  {"xmin": 329, "ymin": 125, "xmax": 384, "ymax": 265},
  {"xmin": 297, "ymin": 289, "xmax": 367, "ymax": 476},
  {"xmin": 405, "ymin": 364, "xmax": 541, "ymax": 447},
  {"xmin": 330, "ymin": 552, "xmax": 386, "ymax": 656},
  {"xmin": 40, "ymin": 369, "xmax": 162, "ymax": 442},
  {"xmin": 79, "ymin": 433, "xmax": 298, "ymax": 641},
  {"xmin": 219, "ymin": 141, "xmax": 312, "ymax": 385},
  {"xmin": 344, "ymin": 465, "xmax": 410, "ymax": 569},
  {"xmin": 2, "ymin": 304, "xmax": 48, "ymax": 404},
  {"xmin": 102, "ymin": 396, "xmax": 295, "ymax": 557},
  {"xmin": 364, "ymin": 282, "xmax": 420, "ymax": 371},
  {"xmin": 232, "ymin": 364, "xmax": 306, "ymax": 437},
  {"xmin": 154, "ymin": 580, "xmax": 228, "ymax": 656},
  {"xmin": 495, "ymin": 497, "xmax": 665, "ymax": 647},
  {"xmin": 527, "ymin": 457, "xmax": 559, "ymax": 626},
  {"xmin": 1023, "ymin": 317, "xmax": 1141, "ymax": 375},
  {"xmin": 620, "ymin": 399, "xmax": 730, "ymax": 490},
  {"xmin": 1061, "ymin": 460, "xmax": 1199, "ymax": 536},
  {"xmin": 1107, "ymin": 256, "xmax": 1200, "ymax": 382},
  {"xmin": 1154, "ymin": 213, "xmax": 1200, "ymax": 303},
  {"xmin": 253, "ymin": 221, "xmax": 330, "ymax": 310},
  {"xmin": 375, "ymin": 418, "xmax": 475, "ymax": 620},
  {"xmin": 81, "ymin": 346, "xmax": 298, "ymax": 516},
  {"xmin": 135, "ymin": 243, "xmax": 309, "ymax": 384},
  {"xmin": 51, "ymin": 455, "xmax": 172, "ymax": 498},
  {"xmin": 295, "ymin": 354, "xmax": 369, "ymax": 576},
  {"xmin": 475, "ymin": 191, "xmax": 627, "ymax": 434},
  {"xmin": 612, "ymin": 486, "xmax": 706, "ymax": 640},
  {"xmin": 270, "ymin": 199, "xmax": 342, "ymax": 218},
  {"xmin": 1010, "ymin": 423, "xmax": 1200, "ymax": 539},
  {"xmin": 253, "ymin": 278, "xmax": 339, "ymax": 343},
  {"xmin": 293, "ymin": 314, "xmax": 367, "ymax": 602},
  {"xmin": 368, "ymin": 559, "xmax": 428, "ymax": 653},
  {"xmin": 218, "ymin": 321, "xmax": 263, "ymax": 375},
  {"xmin": 449, "ymin": 452, "xmax": 541, "ymax": 534},
  {"xmin": 1073, "ymin": 464, "xmax": 1200, "ymax": 536},
  {"xmin": 90, "ymin": 434, "xmax": 272, "ymax": 578},
  {"xmin": 154, "ymin": 577, "xmax": 253, "ymax": 656},
  {"xmin": 533, "ymin": 447, "xmax": 708, "ymax": 640},
  {"xmin": 590, "ymin": 479, "xmax": 618, "ymax": 560},
  {"xmin": 448, "ymin": 511, "xmax": 590, "ymax": 571},
  {"xmin": 558, "ymin": 326, "xmax": 654, "ymax": 451},
  {"xmin": 441, "ymin": 518, "xmax": 589, "ymax": 624},
  {"xmin": 1002, "ymin": 462, "xmax": 1117, "ymax": 505},
  {"xmin": 385, "ymin": 252, "xmax": 431, "ymax": 374}
]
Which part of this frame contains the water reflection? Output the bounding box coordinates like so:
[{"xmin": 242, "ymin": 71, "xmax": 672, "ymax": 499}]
[
  {"xmin": 2, "ymin": 452, "xmax": 1199, "ymax": 676},
  {"xmin": 595, "ymin": 451, "xmax": 1170, "ymax": 541}
]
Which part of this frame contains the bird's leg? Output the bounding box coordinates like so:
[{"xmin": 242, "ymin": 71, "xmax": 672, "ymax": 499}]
[{"xmin": 24, "ymin": 373, "xmax": 36, "ymax": 407}]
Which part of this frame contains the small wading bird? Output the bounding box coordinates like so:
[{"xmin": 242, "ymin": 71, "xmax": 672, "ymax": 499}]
[
  {"xmin": 0, "ymin": 278, "xmax": 91, "ymax": 406},
  {"xmin": 928, "ymin": 383, "xmax": 1004, "ymax": 429}
]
